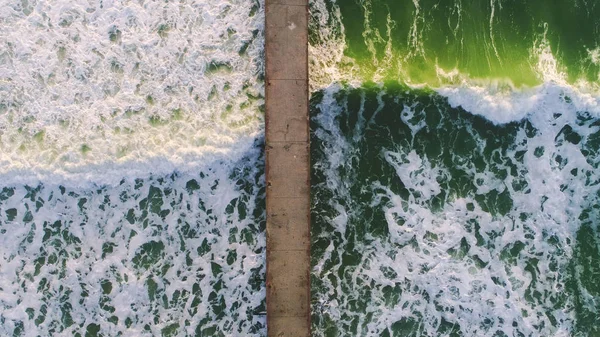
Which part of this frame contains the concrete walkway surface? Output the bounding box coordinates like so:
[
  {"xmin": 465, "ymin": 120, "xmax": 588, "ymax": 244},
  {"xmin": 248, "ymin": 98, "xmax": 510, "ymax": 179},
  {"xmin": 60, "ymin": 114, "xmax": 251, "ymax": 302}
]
[{"xmin": 265, "ymin": 0, "xmax": 310, "ymax": 335}]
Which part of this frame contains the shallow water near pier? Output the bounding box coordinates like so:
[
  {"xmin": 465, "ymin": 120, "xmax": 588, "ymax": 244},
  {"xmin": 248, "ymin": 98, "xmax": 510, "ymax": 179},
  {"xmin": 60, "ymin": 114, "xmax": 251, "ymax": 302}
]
[
  {"xmin": 1, "ymin": 0, "xmax": 266, "ymax": 335},
  {"xmin": 310, "ymin": 0, "xmax": 600, "ymax": 336}
]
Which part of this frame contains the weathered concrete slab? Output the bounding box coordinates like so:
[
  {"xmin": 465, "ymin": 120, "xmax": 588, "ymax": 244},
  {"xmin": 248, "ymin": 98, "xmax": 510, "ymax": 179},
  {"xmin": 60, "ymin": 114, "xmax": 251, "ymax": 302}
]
[
  {"xmin": 265, "ymin": 5, "xmax": 307, "ymax": 80},
  {"xmin": 267, "ymin": 196, "xmax": 310, "ymax": 251},
  {"xmin": 266, "ymin": 80, "xmax": 308, "ymax": 142},
  {"xmin": 268, "ymin": 316, "xmax": 311, "ymax": 337},
  {"xmin": 266, "ymin": 0, "xmax": 306, "ymax": 7},
  {"xmin": 267, "ymin": 250, "xmax": 310, "ymax": 316},
  {"xmin": 267, "ymin": 143, "xmax": 309, "ymax": 198},
  {"xmin": 265, "ymin": 0, "xmax": 310, "ymax": 334}
]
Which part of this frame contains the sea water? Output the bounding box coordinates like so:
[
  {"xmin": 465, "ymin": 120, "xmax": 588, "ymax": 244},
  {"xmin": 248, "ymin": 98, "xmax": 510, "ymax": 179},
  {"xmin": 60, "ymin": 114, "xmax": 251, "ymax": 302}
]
[
  {"xmin": 0, "ymin": 0, "xmax": 265, "ymax": 335},
  {"xmin": 4, "ymin": 0, "xmax": 600, "ymax": 336},
  {"xmin": 310, "ymin": 0, "xmax": 600, "ymax": 336}
]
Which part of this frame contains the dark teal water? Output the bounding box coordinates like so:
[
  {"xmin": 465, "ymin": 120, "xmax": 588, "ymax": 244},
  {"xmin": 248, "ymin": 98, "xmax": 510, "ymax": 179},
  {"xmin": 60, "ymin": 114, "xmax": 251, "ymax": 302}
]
[{"xmin": 310, "ymin": 80, "xmax": 600, "ymax": 337}]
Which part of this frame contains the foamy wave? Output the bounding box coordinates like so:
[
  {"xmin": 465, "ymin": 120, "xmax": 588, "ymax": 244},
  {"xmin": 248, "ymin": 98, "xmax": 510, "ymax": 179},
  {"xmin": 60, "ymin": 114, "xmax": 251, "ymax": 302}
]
[
  {"xmin": 0, "ymin": 143, "xmax": 266, "ymax": 336},
  {"xmin": 436, "ymin": 26, "xmax": 600, "ymax": 125},
  {"xmin": 437, "ymin": 81, "xmax": 600, "ymax": 124},
  {"xmin": 309, "ymin": 0, "xmax": 600, "ymax": 126},
  {"xmin": 311, "ymin": 83, "xmax": 600, "ymax": 336},
  {"xmin": 0, "ymin": 134, "xmax": 258, "ymax": 188},
  {"xmin": 0, "ymin": 0, "xmax": 264, "ymax": 183}
]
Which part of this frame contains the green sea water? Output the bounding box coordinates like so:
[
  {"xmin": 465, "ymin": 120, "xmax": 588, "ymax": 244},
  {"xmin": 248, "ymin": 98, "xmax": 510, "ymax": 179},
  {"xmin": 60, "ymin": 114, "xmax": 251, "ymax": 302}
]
[
  {"xmin": 311, "ymin": 0, "xmax": 600, "ymax": 87},
  {"xmin": 310, "ymin": 1, "xmax": 600, "ymax": 336}
]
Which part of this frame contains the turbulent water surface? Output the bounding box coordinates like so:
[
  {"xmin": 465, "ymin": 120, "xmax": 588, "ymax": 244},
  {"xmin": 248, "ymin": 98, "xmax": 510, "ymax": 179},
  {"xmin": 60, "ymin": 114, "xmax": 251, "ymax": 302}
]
[
  {"xmin": 310, "ymin": 0, "xmax": 600, "ymax": 336},
  {"xmin": 0, "ymin": 0, "xmax": 265, "ymax": 336},
  {"xmin": 3, "ymin": 0, "xmax": 600, "ymax": 336}
]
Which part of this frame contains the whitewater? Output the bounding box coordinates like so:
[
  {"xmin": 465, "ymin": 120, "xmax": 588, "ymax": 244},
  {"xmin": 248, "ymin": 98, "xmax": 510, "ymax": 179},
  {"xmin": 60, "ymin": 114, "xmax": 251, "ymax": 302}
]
[{"xmin": 0, "ymin": 0, "xmax": 266, "ymax": 336}]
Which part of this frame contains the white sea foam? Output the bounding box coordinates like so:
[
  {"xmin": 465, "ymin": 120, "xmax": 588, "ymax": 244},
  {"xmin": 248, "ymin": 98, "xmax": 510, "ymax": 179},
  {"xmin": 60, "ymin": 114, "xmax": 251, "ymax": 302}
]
[
  {"xmin": 0, "ymin": 0, "xmax": 266, "ymax": 336},
  {"xmin": 311, "ymin": 83, "xmax": 600, "ymax": 336},
  {"xmin": 437, "ymin": 82, "xmax": 600, "ymax": 124},
  {"xmin": 0, "ymin": 0, "xmax": 264, "ymax": 186},
  {"xmin": 0, "ymin": 151, "xmax": 266, "ymax": 336}
]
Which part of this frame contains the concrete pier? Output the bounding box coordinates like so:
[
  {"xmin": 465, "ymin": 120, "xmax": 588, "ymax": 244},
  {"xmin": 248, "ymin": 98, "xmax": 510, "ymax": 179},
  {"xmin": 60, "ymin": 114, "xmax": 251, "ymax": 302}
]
[{"xmin": 265, "ymin": 0, "xmax": 310, "ymax": 335}]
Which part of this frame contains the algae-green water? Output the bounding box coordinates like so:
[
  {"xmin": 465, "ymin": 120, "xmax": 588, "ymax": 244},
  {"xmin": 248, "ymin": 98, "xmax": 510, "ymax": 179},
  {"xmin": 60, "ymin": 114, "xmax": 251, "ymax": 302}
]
[
  {"xmin": 311, "ymin": 0, "xmax": 600, "ymax": 87},
  {"xmin": 310, "ymin": 0, "xmax": 600, "ymax": 336}
]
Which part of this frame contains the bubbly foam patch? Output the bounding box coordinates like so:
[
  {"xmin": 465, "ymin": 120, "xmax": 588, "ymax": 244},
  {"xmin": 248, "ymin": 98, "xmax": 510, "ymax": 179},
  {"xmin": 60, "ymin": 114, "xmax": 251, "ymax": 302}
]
[
  {"xmin": 311, "ymin": 84, "xmax": 600, "ymax": 336},
  {"xmin": 0, "ymin": 144, "xmax": 266, "ymax": 336},
  {"xmin": 308, "ymin": 0, "xmax": 353, "ymax": 90},
  {"xmin": 0, "ymin": 1, "xmax": 267, "ymax": 336},
  {"xmin": 0, "ymin": 0, "xmax": 264, "ymax": 185},
  {"xmin": 437, "ymin": 82, "xmax": 600, "ymax": 125}
]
